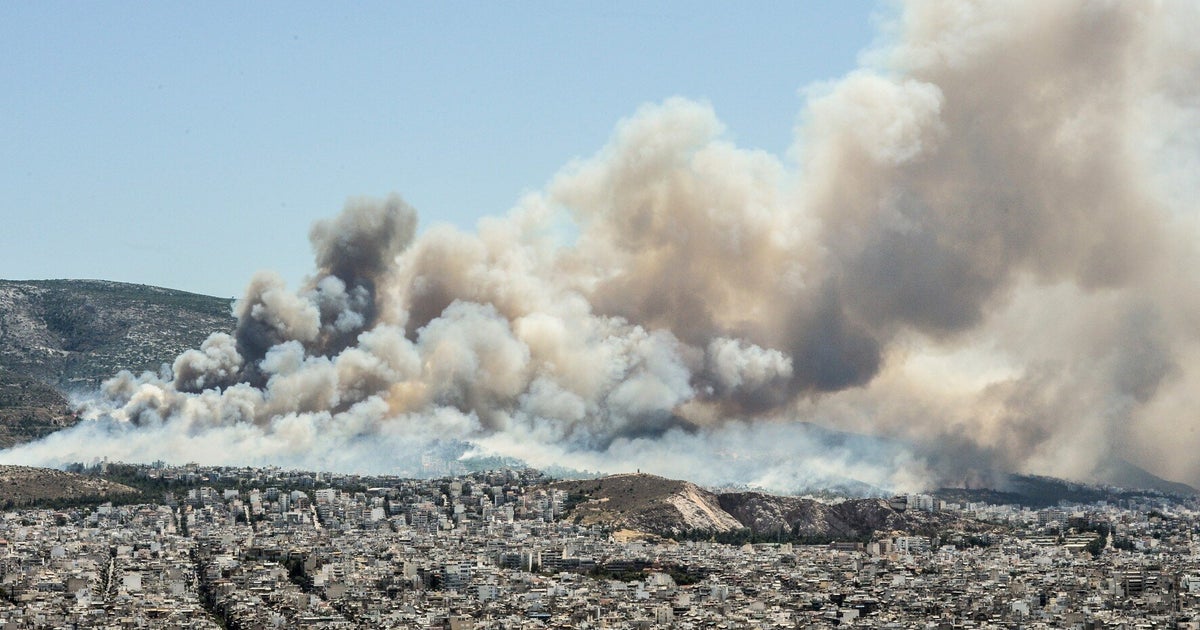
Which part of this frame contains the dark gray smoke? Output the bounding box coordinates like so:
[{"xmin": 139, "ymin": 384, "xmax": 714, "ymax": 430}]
[{"xmin": 4, "ymin": 0, "xmax": 1200, "ymax": 492}]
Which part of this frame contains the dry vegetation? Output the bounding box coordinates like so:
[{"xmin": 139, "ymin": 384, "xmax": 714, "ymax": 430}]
[
  {"xmin": 0, "ymin": 279, "xmax": 234, "ymax": 391},
  {"xmin": 0, "ymin": 279, "xmax": 234, "ymax": 448},
  {"xmin": 0, "ymin": 465, "xmax": 138, "ymax": 507},
  {"xmin": 0, "ymin": 368, "xmax": 75, "ymax": 448}
]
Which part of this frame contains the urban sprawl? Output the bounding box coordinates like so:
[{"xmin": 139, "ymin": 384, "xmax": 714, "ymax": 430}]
[{"xmin": 1, "ymin": 463, "xmax": 1198, "ymax": 629}]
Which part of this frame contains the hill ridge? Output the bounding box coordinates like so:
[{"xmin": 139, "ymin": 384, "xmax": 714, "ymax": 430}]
[{"xmin": 552, "ymin": 473, "xmax": 969, "ymax": 542}]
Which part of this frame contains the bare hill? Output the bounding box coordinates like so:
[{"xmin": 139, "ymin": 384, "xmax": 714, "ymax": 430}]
[
  {"xmin": 0, "ymin": 465, "xmax": 138, "ymax": 507},
  {"xmin": 553, "ymin": 473, "xmax": 971, "ymax": 541}
]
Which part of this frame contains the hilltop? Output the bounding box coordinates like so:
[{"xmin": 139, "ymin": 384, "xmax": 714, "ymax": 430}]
[
  {"xmin": 0, "ymin": 279, "xmax": 234, "ymax": 447},
  {"xmin": 0, "ymin": 279, "xmax": 1195, "ymax": 507},
  {"xmin": 0, "ymin": 368, "xmax": 76, "ymax": 448},
  {"xmin": 552, "ymin": 473, "xmax": 976, "ymax": 542}
]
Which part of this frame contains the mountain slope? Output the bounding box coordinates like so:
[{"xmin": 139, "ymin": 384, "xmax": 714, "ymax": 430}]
[
  {"xmin": 935, "ymin": 468, "xmax": 1198, "ymax": 509},
  {"xmin": 1091, "ymin": 458, "xmax": 1198, "ymax": 497},
  {"xmin": 0, "ymin": 279, "xmax": 234, "ymax": 391},
  {"xmin": 0, "ymin": 368, "xmax": 76, "ymax": 448}
]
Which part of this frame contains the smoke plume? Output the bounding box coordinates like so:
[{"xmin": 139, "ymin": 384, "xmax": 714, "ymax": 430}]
[{"xmin": 6, "ymin": 0, "xmax": 1200, "ymax": 492}]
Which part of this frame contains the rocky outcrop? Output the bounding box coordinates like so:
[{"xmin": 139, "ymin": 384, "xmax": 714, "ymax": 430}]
[
  {"xmin": 553, "ymin": 473, "xmax": 967, "ymax": 541},
  {"xmin": 552, "ymin": 473, "xmax": 743, "ymax": 537}
]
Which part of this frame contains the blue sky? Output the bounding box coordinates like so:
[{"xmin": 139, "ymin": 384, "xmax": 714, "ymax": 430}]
[{"xmin": 2, "ymin": 1, "xmax": 883, "ymax": 298}]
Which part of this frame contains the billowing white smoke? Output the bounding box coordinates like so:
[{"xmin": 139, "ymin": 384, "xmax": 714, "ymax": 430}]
[{"xmin": 6, "ymin": 0, "xmax": 1200, "ymax": 492}]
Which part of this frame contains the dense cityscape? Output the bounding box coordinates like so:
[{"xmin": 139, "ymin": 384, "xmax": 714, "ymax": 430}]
[{"xmin": 0, "ymin": 463, "xmax": 1197, "ymax": 628}]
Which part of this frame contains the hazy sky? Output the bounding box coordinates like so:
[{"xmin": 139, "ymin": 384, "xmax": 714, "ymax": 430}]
[{"xmin": 1, "ymin": 2, "xmax": 881, "ymax": 298}]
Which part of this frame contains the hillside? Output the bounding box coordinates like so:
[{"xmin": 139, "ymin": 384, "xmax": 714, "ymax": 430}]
[
  {"xmin": 0, "ymin": 279, "xmax": 234, "ymax": 448},
  {"xmin": 553, "ymin": 474, "xmax": 743, "ymax": 538},
  {"xmin": 0, "ymin": 279, "xmax": 234, "ymax": 391},
  {"xmin": 552, "ymin": 473, "xmax": 972, "ymax": 542},
  {"xmin": 1091, "ymin": 458, "xmax": 1198, "ymax": 497},
  {"xmin": 0, "ymin": 368, "xmax": 76, "ymax": 448},
  {"xmin": 716, "ymin": 491, "xmax": 961, "ymax": 541},
  {"xmin": 0, "ymin": 465, "xmax": 138, "ymax": 508}
]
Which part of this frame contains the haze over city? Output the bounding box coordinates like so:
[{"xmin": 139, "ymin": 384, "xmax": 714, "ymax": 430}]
[{"xmin": 5, "ymin": 0, "xmax": 1200, "ymax": 496}]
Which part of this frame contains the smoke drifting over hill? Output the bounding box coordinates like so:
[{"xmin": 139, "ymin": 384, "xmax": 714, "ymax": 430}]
[{"xmin": 7, "ymin": 0, "xmax": 1200, "ymax": 491}]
